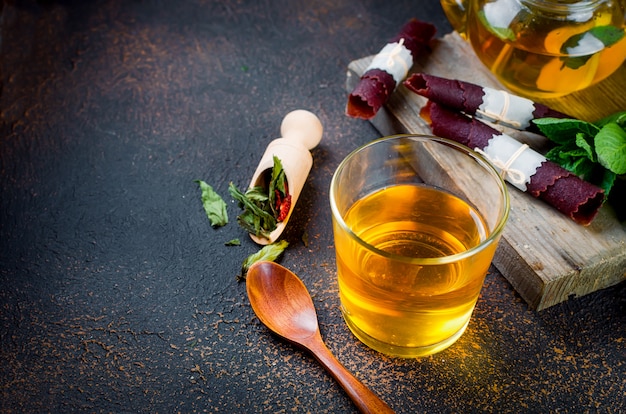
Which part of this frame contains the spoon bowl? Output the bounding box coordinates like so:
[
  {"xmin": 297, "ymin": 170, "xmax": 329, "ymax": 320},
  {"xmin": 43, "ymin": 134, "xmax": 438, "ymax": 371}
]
[
  {"xmin": 246, "ymin": 261, "xmax": 395, "ymax": 414},
  {"xmin": 246, "ymin": 260, "xmax": 319, "ymax": 343}
]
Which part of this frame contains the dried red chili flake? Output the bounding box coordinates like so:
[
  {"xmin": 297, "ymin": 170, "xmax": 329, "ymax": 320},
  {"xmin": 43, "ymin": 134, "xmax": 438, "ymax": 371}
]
[
  {"xmin": 276, "ymin": 194, "xmax": 292, "ymax": 222},
  {"xmin": 274, "ymin": 189, "xmax": 283, "ymax": 212}
]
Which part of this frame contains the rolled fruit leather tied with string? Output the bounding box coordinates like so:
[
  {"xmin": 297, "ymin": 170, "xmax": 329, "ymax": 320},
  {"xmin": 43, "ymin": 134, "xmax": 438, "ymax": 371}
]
[
  {"xmin": 420, "ymin": 101, "xmax": 605, "ymax": 226},
  {"xmin": 404, "ymin": 73, "xmax": 571, "ymax": 134},
  {"xmin": 346, "ymin": 19, "xmax": 436, "ymax": 120}
]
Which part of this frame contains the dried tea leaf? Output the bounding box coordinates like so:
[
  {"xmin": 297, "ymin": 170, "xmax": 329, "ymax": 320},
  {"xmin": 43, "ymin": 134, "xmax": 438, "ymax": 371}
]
[
  {"xmin": 229, "ymin": 182, "xmax": 276, "ymax": 238},
  {"xmin": 195, "ymin": 180, "xmax": 228, "ymax": 227},
  {"xmin": 229, "ymin": 156, "xmax": 290, "ymax": 239},
  {"xmin": 239, "ymin": 240, "xmax": 289, "ymax": 280}
]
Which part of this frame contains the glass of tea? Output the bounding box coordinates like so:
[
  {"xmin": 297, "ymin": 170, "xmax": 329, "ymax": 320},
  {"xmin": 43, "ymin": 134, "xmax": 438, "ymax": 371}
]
[
  {"xmin": 441, "ymin": 0, "xmax": 626, "ymax": 98},
  {"xmin": 329, "ymin": 135, "xmax": 509, "ymax": 358}
]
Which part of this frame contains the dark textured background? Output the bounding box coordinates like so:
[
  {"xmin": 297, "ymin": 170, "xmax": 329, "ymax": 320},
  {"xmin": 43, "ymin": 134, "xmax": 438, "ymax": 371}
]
[{"xmin": 1, "ymin": 0, "xmax": 624, "ymax": 412}]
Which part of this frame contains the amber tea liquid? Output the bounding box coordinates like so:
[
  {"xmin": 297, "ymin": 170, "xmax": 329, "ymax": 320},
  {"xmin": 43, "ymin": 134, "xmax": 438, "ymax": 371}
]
[
  {"xmin": 334, "ymin": 184, "xmax": 496, "ymax": 357},
  {"xmin": 467, "ymin": 2, "xmax": 626, "ymax": 98}
]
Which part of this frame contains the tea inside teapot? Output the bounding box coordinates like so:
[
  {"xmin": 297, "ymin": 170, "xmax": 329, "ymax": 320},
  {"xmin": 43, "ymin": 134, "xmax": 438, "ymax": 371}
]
[{"xmin": 441, "ymin": 0, "xmax": 626, "ymax": 98}]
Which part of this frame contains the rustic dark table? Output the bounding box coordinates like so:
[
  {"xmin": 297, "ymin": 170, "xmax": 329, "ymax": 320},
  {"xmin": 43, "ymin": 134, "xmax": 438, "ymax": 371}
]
[{"xmin": 1, "ymin": 0, "xmax": 624, "ymax": 412}]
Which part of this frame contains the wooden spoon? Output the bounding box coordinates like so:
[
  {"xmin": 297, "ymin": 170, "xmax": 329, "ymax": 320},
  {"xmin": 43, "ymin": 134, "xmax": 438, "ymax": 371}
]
[{"xmin": 246, "ymin": 261, "xmax": 395, "ymax": 414}]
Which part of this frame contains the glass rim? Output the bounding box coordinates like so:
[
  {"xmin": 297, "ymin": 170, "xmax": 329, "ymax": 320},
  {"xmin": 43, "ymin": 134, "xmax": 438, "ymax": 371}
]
[{"xmin": 329, "ymin": 134, "xmax": 511, "ymax": 265}]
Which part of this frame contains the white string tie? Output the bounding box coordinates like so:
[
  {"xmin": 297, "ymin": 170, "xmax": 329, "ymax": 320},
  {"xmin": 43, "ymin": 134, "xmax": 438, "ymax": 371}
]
[
  {"xmin": 385, "ymin": 38, "xmax": 408, "ymax": 72},
  {"xmin": 476, "ymin": 89, "xmax": 523, "ymax": 129},
  {"xmin": 476, "ymin": 143, "xmax": 530, "ymax": 185}
]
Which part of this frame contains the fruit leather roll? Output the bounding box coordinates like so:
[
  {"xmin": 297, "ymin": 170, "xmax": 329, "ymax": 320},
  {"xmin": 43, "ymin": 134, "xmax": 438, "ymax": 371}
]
[
  {"xmin": 421, "ymin": 101, "xmax": 605, "ymax": 225},
  {"xmin": 346, "ymin": 19, "xmax": 436, "ymax": 120},
  {"xmin": 404, "ymin": 73, "xmax": 570, "ymax": 134}
]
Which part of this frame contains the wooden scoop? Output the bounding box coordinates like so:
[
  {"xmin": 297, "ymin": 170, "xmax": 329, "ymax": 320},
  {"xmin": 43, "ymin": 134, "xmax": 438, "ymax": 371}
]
[
  {"xmin": 248, "ymin": 110, "xmax": 323, "ymax": 244},
  {"xmin": 246, "ymin": 261, "xmax": 395, "ymax": 414}
]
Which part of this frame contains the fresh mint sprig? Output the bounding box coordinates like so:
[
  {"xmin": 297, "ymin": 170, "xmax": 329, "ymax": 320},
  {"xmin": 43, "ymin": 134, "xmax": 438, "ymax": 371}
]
[{"xmin": 533, "ymin": 111, "xmax": 626, "ymax": 198}]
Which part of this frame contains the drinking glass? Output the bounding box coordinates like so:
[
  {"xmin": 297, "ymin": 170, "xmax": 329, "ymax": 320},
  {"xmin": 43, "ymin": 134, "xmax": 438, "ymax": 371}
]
[{"xmin": 330, "ymin": 135, "xmax": 509, "ymax": 357}]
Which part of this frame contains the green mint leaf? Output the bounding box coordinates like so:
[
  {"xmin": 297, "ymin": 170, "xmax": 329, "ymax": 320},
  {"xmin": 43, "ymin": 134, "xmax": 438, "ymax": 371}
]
[
  {"xmin": 561, "ymin": 26, "xmax": 625, "ymax": 69},
  {"xmin": 536, "ymin": 112, "xmax": 626, "ymax": 205},
  {"xmin": 575, "ymin": 132, "xmax": 595, "ymax": 162},
  {"xmin": 240, "ymin": 240, "xmax": 289, "ymax": 279},
  {"xmin": 225, "ymin": 238, "xmax": 241, "ymax": 246},
  {"xmin": 272, "ymin": 157, "xmax": 288, "ymax": 196},
  {"xmin": 533, "ymin": 118, "xmax": 600, "ymax": 144},
  {"xmin": 244, "ymin": 186, "xmax": 270, "ymax": 202},
  {"xmin": 588, "ymin": 26, "xmax": 625, "ymax": 48},
  {"xmin": 595, "ymin": 123, "xmax": 626, "ymax": 174},
  {"xmin": 195, "ymin": 180, "xmax": 228, "ymax": 227},
  {"xmin": 272, "ymin": 156, "xmax": 288, "ymax": 194},
  {"xmin": 545, "ymin": 146, "xmax": 595, "ymax": 179},
  {"xmin": 544, "ymin": 144, "xmax": 578, "ymax": 163},
  {"xmin": 596, "ymin": 169, "xmax": 617, "ymax": 196},
  {"xmin": 544, "ymin": 146, "xmax": 562, "ymax": 162},
  {"xmin": 595, "ymin": 111, "xmax": 626, "ymax": 128},
  {"xmin": 478, "ymin": 10, "xmax": 515, "ymax": 41},
  {"xmin": 237, "ymin": 210, "xmax": 265, "ymax": 237},
  {"xmin": 229, "ymin": 182, "xmax": 277, "ymax": 237},
  {"xmin": 230, "ymin": 157, "xmax": 288, "ymax": 240},
  {"xmin": 567, "ymin": 157, "xmax": 596, "ymax": 181},
  {"xmin": 560, "ymin": 55, "xmax": 592, "ymax": 70},
  {"xmin": 268, "ymin": 155, "xmax": 288, "ymax": 216}
]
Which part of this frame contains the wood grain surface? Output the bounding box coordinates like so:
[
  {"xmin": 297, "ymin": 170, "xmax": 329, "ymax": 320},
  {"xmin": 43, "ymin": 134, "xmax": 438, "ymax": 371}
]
[{"xmin": 347, "ymin": 32, "xmax": 626, "ymax": 310}]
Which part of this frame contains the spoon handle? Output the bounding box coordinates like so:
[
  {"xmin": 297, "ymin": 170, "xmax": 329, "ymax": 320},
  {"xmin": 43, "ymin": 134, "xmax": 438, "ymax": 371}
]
[{"xmin": 307, "ymin": 334, "xmax": 395, "ymax": 414}]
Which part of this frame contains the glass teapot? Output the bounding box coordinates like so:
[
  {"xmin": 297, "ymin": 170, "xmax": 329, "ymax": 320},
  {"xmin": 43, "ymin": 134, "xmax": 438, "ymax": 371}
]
[{"xmin": 440, "ymin": 0, "xmax": 626, "ymax": 98}]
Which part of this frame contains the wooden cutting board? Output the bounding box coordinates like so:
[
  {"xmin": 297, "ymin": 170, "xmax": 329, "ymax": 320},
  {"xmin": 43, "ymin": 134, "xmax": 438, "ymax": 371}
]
[{"xmin": 346, "ymin": 32, "xmax": 626, "ymax": 311}]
